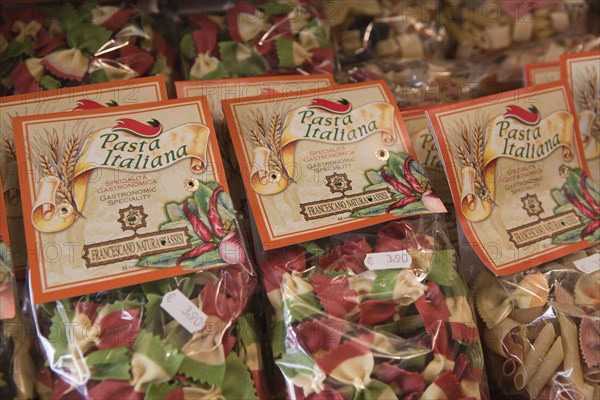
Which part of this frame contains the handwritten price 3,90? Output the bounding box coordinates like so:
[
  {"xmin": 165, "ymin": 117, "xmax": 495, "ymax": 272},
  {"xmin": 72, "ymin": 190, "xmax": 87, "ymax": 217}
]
[{"xmin": 161, "ymin": 289, "xmax": 207, "ymax": 333}]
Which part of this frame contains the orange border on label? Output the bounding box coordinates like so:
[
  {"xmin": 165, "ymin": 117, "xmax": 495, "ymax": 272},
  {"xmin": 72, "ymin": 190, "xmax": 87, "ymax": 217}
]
[
  {"xmin": 560, "ymin": 50, "xmax": 600, "ymax": 87},
  {"xmin": 427, "ymin": 81, "xmax": 594, "ymax": 276},
  {"xmin": 0, "ymin": 75, "xmax": 167, "ymax": 109},
  {"xmin": 223, "ymin": 80, "xmax": 423, "ymax": 249},
  {"xmin": 175, "ymin": 74, "xmax": 335, "ymax": 98},
  {"xmin": 524, "ymin": 61, "xmax": 560, "ymax": 86},
  {"xmin": 13, "ymin": 97, "xmax": 226, "ymax": 304},
  {"xmin": 0, "ymin": 180, "xmax": 9, "ymax": 246}
]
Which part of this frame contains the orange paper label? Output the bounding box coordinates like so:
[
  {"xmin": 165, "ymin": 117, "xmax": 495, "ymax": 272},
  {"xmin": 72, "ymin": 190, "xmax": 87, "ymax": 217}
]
[
  {"xmin": 224, "ymin": 81, "xmax": 445, "ymax": 249},
  {"xmin": 13, "ymin": 98, "xmax": 235, "ymax": 304},
  {"xmin": 561, "ymin": 51, "xmax": 600, "ymax": 182},
  {"xmin": 428, "ymin": 81, "xmax": 596, "ymax": 276},
  {"xmin": 0, "ymin": 76, "xmax": 167, "ymax": 276},
  {"xmin": 524, "ymin": 61, "xmax": 560, "ymax": 86}
]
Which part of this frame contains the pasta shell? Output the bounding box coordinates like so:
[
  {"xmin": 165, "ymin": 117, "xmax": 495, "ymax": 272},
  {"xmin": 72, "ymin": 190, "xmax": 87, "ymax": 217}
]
[
  {"xmin": 475, "ymin": 272, "xmax": 512, "ymax": 328},
  {"xmin": 512, "ymin": 272, "xmax": 549, "ymax": 309},
  {"xmin": 575, "ymin": 272, "xmax": 600, "ymax": 305}
]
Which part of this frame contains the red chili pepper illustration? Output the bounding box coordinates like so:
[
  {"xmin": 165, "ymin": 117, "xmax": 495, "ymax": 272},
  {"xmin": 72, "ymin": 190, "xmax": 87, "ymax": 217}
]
[
  {"xmin": 381, "ymin": 170, "xmax": 412, "ymax": 196},
  {"xmin": 177, "ymin": 242, "xmax": 216, "ymax": 265},
  {"xmin": 403, "ymin": 156, "xmax": 425, "ymax": 193},
  {"xmin": 309, "ymin": 98, "xmax": 352, "ymax": 114},
  {"xmin": 183, "ymin": 201, "xmax": 212, "ymax": 242},
  {"xmin": 580, "ymin": 174, "xmax": 600, "ymax": 215},
  {"xmin": 178, "ymin": 186, "xmax": 247, "ymax": 266},
  {"xmin": 563, "ymin": 187, "xmax": 600, "ymax": 239},
  {"xmin": 504, "ymin": 105, "xmax": 540, "ymax": 125},
  {"xmin": 208, "ymin": 186, "xmax": 224, "ymax": 238},
  {"xmin": 386, "ymin": 196, "xmax": 417, "ymax": 213},
  {"xmin": 73, "ymin": 99, "xmax": 105, "ymax": 110},
  {"xmin": 113, "ymin": 118, "xmax": 162, "ymax": 137}
]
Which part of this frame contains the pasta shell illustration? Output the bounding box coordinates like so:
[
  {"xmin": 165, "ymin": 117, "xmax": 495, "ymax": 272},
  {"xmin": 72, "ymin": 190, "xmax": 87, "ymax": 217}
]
[
  {"xmin": 475, "ymin": 272, "xmax": 512, "ymax": 328},
  {"xmin": 580, "ymin": 316, "xmax": 600, "ymax": 368},
  {"xmin": 574, "ymin": 271, "xmax": 600, "ymax": 305},
  {"xmin": 512, "ymin": 272, "xmax": 549, "ymax": 309}
]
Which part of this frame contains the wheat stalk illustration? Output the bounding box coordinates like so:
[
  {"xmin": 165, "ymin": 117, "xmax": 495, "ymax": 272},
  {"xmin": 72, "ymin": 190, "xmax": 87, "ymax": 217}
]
[
  {"xmin": 1, "ymin": 136, "xmax": 16, "ymax": 161},
  {"xmin": 451, "ymin": 118, "xmax": 490, "ymax": 202},
  {"xmin": 246, "ymin": 110, "xmax": 293, "ymax": 182},
  {"xmin": 38, "ymin": 130, "xmax": 83, "ymax": 217},
  {"xmin": 577, "ymin": 66, "xmax": 600, "ymax": 141}
]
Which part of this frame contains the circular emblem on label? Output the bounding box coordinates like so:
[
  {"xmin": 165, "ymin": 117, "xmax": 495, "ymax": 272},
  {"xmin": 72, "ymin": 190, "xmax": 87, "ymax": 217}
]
[
  {"xmin": 376, "ymin": 148, "xmax": 389, "ymax": 161},
  {"xmin": 184, "ymin": 177, "xmax": 200, "ymax": 192}
]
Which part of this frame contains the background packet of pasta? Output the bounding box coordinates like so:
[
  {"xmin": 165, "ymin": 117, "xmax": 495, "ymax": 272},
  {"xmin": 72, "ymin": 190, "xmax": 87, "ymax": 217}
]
[
  {"xmin": 427, "ymin": 81, "xmax": 600, "ymax": 398},
  {"xmin": 176, "ymin": 0, "xmax": 334, "ymax": 81},
  {"xmin": 0, "ymin": 2, "xmax": 176, "ymax": 96},
  {"xmin": 223, "ymin": 81, "xmax": 489, "ymax": 399},
  {"xmin": 12, "ymin": 97, "xmax": 268, "ymax": 399}
]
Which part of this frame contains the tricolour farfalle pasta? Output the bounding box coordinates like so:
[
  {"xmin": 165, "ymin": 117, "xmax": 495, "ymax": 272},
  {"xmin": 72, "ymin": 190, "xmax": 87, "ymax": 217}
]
[{"xmin": 259, "ymin": 217, "xmax": 489, "ymax": 399}]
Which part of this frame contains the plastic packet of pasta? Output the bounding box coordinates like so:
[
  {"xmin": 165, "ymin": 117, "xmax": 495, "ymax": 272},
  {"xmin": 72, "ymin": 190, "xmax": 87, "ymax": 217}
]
[
  {"xmin": 341, "ymin": 58, "xmax": 519, "ymax": 109},
  {"xmin": 177, "ymin": 1, "xmax": 334, "ymax": 81},
  {"xmin": 257, "ymin": 216, "xmax": 489, "ymax": 399},
  {"xmin": 443, "ymin": 0, "xmax": 589, "ymax": 61},
  {"xmin": 329, "ymin": 0, "xmax": 449, "ymax": 67},
  {"xmin": 0, "ymin": 2, "xmax": 175, "ymax": 95},
  {"xmin": 12, "ymin": 97, "xmax": 269, "ymax": 399},
  {"xmin": 474, "ymin": 246, "xmax": 599, "ymax": 399}
]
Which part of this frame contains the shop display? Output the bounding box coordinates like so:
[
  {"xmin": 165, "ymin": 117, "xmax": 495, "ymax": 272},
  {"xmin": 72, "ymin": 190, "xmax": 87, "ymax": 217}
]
[
  {"xmin": 561, "ymin": 50, "xmax": 600, "ymax": 183},
  {"xmin": 0, "ymin": 3, "xmax": 175, "ymax": 96},
  {"xmin": 0, "ymin": 76, "xmax": 167, "ymax": 275},
  {"xmin": 178, "ymin": 2, "xmax": 334, "ymax": 81},
  {"xmin": 0, "ymin": 2, "xmax": 597, "ymax": 399}
]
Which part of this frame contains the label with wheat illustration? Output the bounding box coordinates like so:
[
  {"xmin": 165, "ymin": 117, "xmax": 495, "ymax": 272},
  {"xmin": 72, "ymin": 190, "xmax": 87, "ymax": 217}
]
[
  {"xmin": 223, "ymin": 81, "xmax": 445, "ymax": 248},
  {"xmin": 402, "ymin": 107, "xmax": 458, "ymax": 246},
  {"xmin": 428, "ymin": 81, "xmax": 598, "ymax": 276},
  {"xmin": 561, "ymin": 50, "xmax": 600, "ymax": 182},
  {"xmin": 13, "ymin": 98, "xmax": 238, "ymax": 303},
  {"xmin": 0, "ymin": 76, "xmax": 166, "ymax": 275},
  {"xmin": 176, "ymin": 74, "xmax": 334, "ymax": 215}
]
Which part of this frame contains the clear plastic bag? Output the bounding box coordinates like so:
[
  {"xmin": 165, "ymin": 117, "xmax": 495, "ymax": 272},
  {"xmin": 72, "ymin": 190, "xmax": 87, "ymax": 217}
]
[
  {"xmin": 31, "ymin": 263, "xmax": 269, "ymax": 400},
  {"xmin": 0, "ymin": 3, "xmax": 175, "ymax": 95},
  {"xmin": 443, "ymin": 0, "xmax": 589, "ymax": 61},
  {"xmin": 258, "ymin": 214, "xmax": 489, "ymax": 399},
  {"xmin": 341, "ymin": 58, "xmax": 518, "ymax": 109},
  {"xmin": 474, "ymin": 245, "xmax": 600, "ymax": 400},
  {"xmin": 330, "ymin": 0, "xmax": 449, "ymax": 67},
  {"xmin": 177, "ymin": 1, "xmax": 334, "ymax": 80}
]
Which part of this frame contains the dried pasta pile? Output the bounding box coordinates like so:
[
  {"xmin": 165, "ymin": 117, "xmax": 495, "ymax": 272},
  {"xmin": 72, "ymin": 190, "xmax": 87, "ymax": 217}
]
[
  {"xmin": 259, "ymin": 217, "xmax": 488, "ymax": 399},
  {"xmin": 475, "ymin": 246, "xmax": 600, "ymax": 400}
]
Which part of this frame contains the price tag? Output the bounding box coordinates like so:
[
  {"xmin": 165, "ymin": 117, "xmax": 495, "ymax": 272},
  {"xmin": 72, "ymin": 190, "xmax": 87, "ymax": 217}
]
[
  {"xmin": 574, "ymin": 253, "xmax": 600, "ymax": 275},
  {"xmin": 160, "ymin": 289, "xmax": 207, "ymax": 333},
  {"xmin": 364, "ymin": 250, "xmax": 412, "ymax": 270}
]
